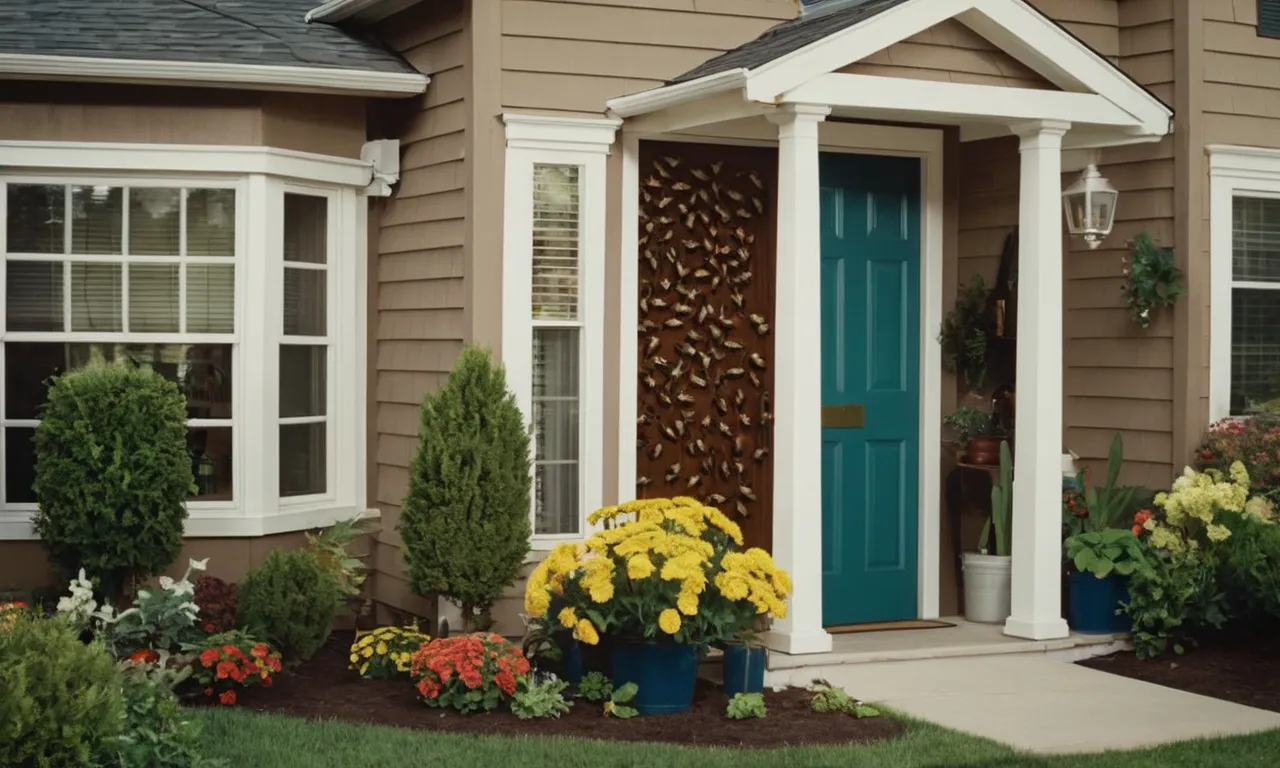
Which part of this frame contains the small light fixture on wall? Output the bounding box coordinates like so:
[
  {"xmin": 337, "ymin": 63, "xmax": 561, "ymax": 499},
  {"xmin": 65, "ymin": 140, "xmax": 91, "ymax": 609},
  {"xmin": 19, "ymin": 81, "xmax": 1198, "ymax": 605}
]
[{"xmin": 1062, "ymin": 163, "xmax": 1118, "ymax": 250}]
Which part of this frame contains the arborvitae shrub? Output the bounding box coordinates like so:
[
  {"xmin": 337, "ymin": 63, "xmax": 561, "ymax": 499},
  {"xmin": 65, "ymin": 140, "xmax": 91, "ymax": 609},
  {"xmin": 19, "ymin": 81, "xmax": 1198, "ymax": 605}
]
[{"xmin": 236, "ymin": 548, "xmax": 343, "ymax": 662}]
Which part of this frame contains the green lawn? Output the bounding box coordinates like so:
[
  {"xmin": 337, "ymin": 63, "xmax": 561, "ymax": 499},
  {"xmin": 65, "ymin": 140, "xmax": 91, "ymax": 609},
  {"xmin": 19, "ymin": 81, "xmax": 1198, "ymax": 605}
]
[{"xmin": 195, "ymin": 709, "xmax": 1280, "ymax": 768}]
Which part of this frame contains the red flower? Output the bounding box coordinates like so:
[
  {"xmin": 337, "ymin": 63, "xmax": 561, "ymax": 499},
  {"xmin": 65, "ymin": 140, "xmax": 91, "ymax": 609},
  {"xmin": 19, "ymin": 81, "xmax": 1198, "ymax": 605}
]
[
  {"xmin": 262, "ymin": 676, "xmax": 273, "ymax": 688},
  {"xmin": 199, "ymin": 649, "xmax": 220, "ymax": 668},
  {"xmin": 128, "ymin": 648, "xmax": 159, "ymax": 664},
  {"xmin": 215, "ymin": 660, "xmax": 237, "ymax": 680},
  {"xmin": 229, "ymin": 666, "xmax": 245, "ymax": 683},
  {"xmin": 1132, "ymin": 525, "xmax": 1143, "ymax": 535},
  {"xmin": 1200, "ymin": 450, "xmax": 1214, "ymax": 460},
  {"xmin": 219, "ymin": 690, "xmax": 237, "ymax": 706},
  {"xmin": 266, "ymin": 656, "xmax": 282, "ymax": 672},
  {"xmin": 251, "ymin": 643, "xmax": 269, "ymax": 659}
]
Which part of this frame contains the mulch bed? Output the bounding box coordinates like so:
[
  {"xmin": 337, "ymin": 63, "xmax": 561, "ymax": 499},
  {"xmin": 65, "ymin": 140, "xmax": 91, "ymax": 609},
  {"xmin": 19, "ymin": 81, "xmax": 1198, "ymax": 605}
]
[
  {"xmin": 207, "ymin": 632, "xmax": 905, "ymax": 749},
  {"xmin": 1078, "ymin": 631, "xmax": 1280, "ymax": 713}
]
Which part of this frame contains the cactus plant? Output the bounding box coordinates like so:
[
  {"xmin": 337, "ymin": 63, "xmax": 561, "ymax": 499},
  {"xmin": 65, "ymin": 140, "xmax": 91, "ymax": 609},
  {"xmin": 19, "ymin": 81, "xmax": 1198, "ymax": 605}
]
[{"xmin": 980, "ymin": 440, "xmax": 1013, "ymax": 556}]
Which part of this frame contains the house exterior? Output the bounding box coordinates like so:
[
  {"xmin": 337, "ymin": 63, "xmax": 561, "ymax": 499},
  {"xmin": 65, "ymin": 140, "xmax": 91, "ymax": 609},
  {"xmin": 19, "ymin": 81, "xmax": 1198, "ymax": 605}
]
[{"xmin": 1, "ymin": 0, "xmax": 1278, "ymax": 653}]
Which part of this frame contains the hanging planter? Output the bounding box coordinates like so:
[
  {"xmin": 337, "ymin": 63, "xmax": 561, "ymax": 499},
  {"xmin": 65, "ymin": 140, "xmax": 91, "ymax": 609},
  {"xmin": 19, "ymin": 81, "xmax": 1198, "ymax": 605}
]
[{"xmin": 1122, "ymin": 231, "xmax": 1184, "ymax": 329}]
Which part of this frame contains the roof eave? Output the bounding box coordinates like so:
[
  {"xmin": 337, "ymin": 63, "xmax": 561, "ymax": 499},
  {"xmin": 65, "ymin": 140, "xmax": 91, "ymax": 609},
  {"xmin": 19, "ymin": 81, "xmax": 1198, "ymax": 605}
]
[
  {"xmin": 607, "ymin": 69, "xmax": 750, "ymax": 118},
  {"xmin": 0, "ymin": 53, "xmax": 428, "ymax": 98},
  {"xmin": 305, "ymin": 0, "xmax": 420, "ymax": 24}
]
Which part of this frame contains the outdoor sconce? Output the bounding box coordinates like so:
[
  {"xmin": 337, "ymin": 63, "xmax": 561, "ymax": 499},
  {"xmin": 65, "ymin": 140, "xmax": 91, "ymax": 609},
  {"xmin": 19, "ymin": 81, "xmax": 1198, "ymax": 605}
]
[{"xmin": 1061, "ymin": 163, "xmax": 1118, "ymax": 250}]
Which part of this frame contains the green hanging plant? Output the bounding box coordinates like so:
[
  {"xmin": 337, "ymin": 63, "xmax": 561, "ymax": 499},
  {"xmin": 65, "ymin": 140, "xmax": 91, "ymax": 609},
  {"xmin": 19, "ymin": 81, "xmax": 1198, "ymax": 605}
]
[
  {"xmin": 1123, "ymin": 231, "xmax": 1184, "ymax": 329},
  {"xmin": 938, "ymin": 275, "xmax": 992, "ymax": 392}
]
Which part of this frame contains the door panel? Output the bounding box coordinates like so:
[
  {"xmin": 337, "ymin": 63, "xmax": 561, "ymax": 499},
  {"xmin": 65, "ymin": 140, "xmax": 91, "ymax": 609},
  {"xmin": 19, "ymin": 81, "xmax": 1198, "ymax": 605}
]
[{"xmin": 820, "ymin": 152, "xmax": 921, "ymax": 627}]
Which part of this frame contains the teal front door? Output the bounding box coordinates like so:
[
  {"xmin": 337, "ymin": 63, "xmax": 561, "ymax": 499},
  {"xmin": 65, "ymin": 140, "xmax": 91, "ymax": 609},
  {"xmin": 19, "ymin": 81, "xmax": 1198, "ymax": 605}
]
[{"xmin": 820, "ymin": 152, "xmax": 921, "ymax": 627}]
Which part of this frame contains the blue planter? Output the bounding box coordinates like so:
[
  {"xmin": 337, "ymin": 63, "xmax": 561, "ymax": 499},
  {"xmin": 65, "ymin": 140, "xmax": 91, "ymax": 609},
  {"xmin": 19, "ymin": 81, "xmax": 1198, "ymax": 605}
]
[
  {"xmin": 563, "ymin": 641, "xmax": 583, "ymax": 684},
  {"xmin": 722, "ymin": 644, "xmax": 765, "ymax": 696},
  {"xmin": 561, "ymin": 639, "xmax": 611, "ymax": 685},
  {"xmin": 611, "ymin": 639, "xmax": 697, "ymax": 716},
  {"xmin": 1069, "ymin": 571, "xmax": 1132, "ymax": 634}
]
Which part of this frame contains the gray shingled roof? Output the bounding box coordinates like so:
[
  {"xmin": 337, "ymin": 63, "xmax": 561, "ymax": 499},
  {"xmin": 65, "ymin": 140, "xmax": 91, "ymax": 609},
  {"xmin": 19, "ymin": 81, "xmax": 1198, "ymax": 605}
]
[
  {"xmin": 0, "ymin": 0, "xmax": 415, "ymax": 74},
  {"xmin": 669, "ymin": 0, "xmax": 910, "ymax": 85}
]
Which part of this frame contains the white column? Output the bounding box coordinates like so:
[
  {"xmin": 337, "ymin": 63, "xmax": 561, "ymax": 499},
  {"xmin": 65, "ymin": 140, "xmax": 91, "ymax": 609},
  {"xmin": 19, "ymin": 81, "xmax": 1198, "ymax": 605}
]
[
  {"xmin": 763, "ymin": 104, "xmax": 833, "ymax": 655},
  {"xmin": 1005, "ymin": 120, "xmax": 1072, "ymax": 641}
]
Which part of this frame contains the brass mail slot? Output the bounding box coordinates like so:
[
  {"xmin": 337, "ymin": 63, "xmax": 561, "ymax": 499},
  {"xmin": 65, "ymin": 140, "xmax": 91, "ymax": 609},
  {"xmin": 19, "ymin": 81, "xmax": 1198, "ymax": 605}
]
[{"xmin": 822, "ymin": 404, "xmax": 865, "ymax": 429}]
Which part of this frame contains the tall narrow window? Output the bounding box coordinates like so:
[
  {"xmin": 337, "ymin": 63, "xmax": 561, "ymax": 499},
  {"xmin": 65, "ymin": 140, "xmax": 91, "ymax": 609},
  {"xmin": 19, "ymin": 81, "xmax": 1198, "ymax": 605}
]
[
  {"xmin": 1229, "ymin": 196, "xmax": 1280, "ymax": 414},
  {"xmin": 279, "ymin": 193, "xmax": 329, "ymax": 498},
  {"xmin": 531, "ymin": 164, "xmax": 582, "ymax": 536}
]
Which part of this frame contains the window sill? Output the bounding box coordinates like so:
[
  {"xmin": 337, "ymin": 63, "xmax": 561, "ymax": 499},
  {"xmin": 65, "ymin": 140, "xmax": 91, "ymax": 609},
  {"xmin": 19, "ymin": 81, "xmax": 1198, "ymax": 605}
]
[{"xmin": 0, "ymin": 506, "xmax": 379, "ymax": 540}]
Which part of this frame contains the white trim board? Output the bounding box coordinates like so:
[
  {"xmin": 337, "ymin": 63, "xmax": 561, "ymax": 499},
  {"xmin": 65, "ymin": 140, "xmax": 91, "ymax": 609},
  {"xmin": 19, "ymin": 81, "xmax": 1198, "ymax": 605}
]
[
  {"xmin": 305, "ymin": 0, "xmax": 419, "ymax": 23},
  {"xmin": 615, "ymin": 120, "xmax": 944, "ymax": 621},
  {"xmin": 0, "ymin": 53, "xmax": 427, "ymax": 98}
]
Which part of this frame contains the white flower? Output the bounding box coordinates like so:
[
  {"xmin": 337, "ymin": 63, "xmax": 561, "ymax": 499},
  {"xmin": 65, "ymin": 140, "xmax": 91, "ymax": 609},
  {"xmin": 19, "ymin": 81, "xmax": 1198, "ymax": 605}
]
[
  {"xmin": 159, "ymin": 576, "xmax": 175, "ymax": 591},
  {"xmin": 189, "ymin": 558, "xmax": 209, "ymax": 572}
]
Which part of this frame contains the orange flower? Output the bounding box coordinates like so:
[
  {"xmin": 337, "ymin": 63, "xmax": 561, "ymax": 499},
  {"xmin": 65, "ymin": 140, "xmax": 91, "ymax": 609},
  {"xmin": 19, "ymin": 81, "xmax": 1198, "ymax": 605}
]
[
  {"xmin": 251, "ymin": 643, "xmax": 269, "ymax": 659},
  {"xmin": 219, "ymin": 690, "xmax": 237, "ymax": 706},
  {"xmin": 215, "ymin": 660, "xmax": 236, "ymax": 680},
  {"xmin": 128, "ymin": 648, "xmax": 159, "ymax": 664},
  {"xmin": 199, "ymin": 649, "xmax": 220, "ymax": 668},
  {"xmin": 1132, "ymin": 525, "xmax": 1144, "ymax": 535}
]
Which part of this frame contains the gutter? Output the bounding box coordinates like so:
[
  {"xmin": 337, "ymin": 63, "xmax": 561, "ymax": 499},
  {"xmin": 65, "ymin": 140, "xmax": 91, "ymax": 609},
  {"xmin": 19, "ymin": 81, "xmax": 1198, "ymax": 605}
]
[
  {"xmin": 305, "ymin": 0, "xmax": 420, "ymax": 24},
  {"xmin": 606, "ymin": 69, "xmax": 750, "ymax": 118}
]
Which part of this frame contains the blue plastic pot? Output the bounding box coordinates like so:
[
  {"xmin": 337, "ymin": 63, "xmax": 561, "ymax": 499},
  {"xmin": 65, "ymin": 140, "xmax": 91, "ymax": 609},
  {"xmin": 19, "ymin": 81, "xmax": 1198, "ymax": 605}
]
[
  {"xmin": 611, "ymin": 639, "xmax": 697, "ymax": 715},
  {"xmin": 1068, "ymin": 571, "xmax": 1132, "ymax": 634},
  {"xmin": 563, "ymin": 641, "xmax": 583, "ymax": 684},
  {"xmin": 722, "ymin": 643, "xmax": 765, "ymax": 696}
]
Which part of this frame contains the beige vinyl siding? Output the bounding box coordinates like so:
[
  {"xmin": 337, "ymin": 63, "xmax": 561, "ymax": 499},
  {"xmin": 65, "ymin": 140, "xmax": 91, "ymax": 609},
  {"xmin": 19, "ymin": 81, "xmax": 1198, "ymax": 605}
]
[
  {"xmin": 840, "ymin": 19, "xmax": 1054, "ymax": 88},
  {"xmin": 1203, "ymin": 1, "xmax": 1280, "ymax": 147},
  {"xmin": 1029, "ymin": 0, "xmax": 1120, "ymax": 61},
  {"xmin": 500, "ymin": 0, "xmax": 796, "ymax": 116},
  {"xmin": 370, "ymin": 0, "xmax": 470, "ymax": 620}
]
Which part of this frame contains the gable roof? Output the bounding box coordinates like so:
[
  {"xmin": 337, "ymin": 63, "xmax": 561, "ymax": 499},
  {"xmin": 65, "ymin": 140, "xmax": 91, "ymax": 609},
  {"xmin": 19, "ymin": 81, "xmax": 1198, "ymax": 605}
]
[{"xmin": 0, "ymin": 0, "xmax": 426, "ymax": 95}]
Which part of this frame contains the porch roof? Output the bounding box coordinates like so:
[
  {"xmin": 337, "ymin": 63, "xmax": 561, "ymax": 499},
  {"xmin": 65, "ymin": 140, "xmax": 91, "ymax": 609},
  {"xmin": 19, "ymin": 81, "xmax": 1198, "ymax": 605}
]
[{"xmin": 608, "ymin": 0, "xmax": 1173, "ymax": 146}]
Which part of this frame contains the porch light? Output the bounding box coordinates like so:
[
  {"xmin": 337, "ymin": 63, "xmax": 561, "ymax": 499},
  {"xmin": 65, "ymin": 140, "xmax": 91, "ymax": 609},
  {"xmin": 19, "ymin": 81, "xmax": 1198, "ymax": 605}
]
[{"xmin": 1061, "ymin": 164, "xmax": 1118, "ymax": 250}]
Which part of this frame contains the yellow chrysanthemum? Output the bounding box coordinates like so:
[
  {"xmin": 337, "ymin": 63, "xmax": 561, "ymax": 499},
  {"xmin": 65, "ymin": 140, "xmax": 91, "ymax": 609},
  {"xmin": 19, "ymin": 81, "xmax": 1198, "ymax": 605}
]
[
  {"xmin": 677, "ymin": 592, "xmax": 699, "ymax": 616},
  {"xmin": 627, "ymin": 554, "xmax": 655, "ymax": 580},
  {"xmin": 525, "ymin": 587, "xmax": 551, "ymax": 616},
  {"xmin": 658, "ymin": 608, "xmax": 681, "ymax": 635},
  {"xmin": 574, "ymin": 618, "xmax": 600, "ymax": 646},
  {"xmin": 375, "ymin": 642, "xmax": 388, "ymax": 655},
  {"xmin": 349, "ymin": 652, "xmax": 359, "ymax": 664},
  {"xmin": 558, "ymin": 606, "xmax": 578, "ymax": 629},
  {"xmin": 1207, "ymin": 523, "xmax": 1232, "ymax": 542},
  {"xmin": 360, "ymin": 663, "xmax": 369, "ymax": 676},
  {"xmin": 361, "ymin": 645, "xmax": 374, "ymax": 658}
]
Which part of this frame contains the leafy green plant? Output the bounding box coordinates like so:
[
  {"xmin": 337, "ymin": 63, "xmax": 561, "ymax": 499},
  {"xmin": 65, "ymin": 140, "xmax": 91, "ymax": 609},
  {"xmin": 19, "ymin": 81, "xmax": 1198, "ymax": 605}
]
[
  {"xmin": 399, "ymin": 345, "xmax": 532, "ymax": 629},
  {"xmin": 519, "ymin": 612, "xmax": 563, "ymax": 676},
  {"xmin": 104, "ymin": 558, "xmax": 208, "ymax": 657},
  {"xmin": 578, "ymin": 670, "xmax": 613, "ymax": 702},
  {"xmin": 1123, "ymin": 548, "xmax": 1227, "ymax": 659},
  {"xmin": 603, "ymin": 681, "xmax": 639, "ymax": 719},
  {"xmin": 938, "ymin": 275, "xmax": 992, "ymax": 392},
  {"xmin": 510, "ymin": 677, "xmax": 572, "ymax": 720},
  {"xmin": 1065, "ymin": 433, "xmax": 1147, "ymax": 537},
  {"xmin": 1215, "ymin": 510, "xmax": 1280, "ymax": 621},
  {"xmin": 1064, "ymin": 529, "xmax": 1149, "ymax": 579},
  {"xmin": 32, "ymin": 361, "xmax": 194, "ymax": 595},
  {"xmin": 725, "ymin": 692, "xmax": 767, "ymax": 720},
  {"xmin": 236, "ymin": 548, "xmax": 344, "ymax": 663},
  {"xmin": 981, "ymin": 441, "xmax": 1013, "ymax": 557},
  {"xmin": 1123, "ymin": 231, "xmax": 1184, "ymax": 329},
  {"xmin": 306, "ymin": 513, "xmax": 377, "ymax": 611},
  {"xmin": 104, "ymin": 660, "xmax": 225, "ymax": 768},
  {"xmin": 0, "ymin": 615, "xmax": 125, "ymax": 767},
  {"xmin": 942, "ymin": 407, "xmax": 998, "ymax": 444},
  {"xmin": 809, "ymin": 680, "xmax": 880, "ymax": 719}
]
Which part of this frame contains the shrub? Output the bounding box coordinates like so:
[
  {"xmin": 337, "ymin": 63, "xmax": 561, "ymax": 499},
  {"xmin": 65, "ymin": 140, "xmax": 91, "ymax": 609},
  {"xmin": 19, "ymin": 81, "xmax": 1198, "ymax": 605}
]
[
  {"xmin": 399, "ymin": 346, "xmax": 531, "ymax": 628},
  {"xmin": 577, "ymin": 670, "xmax": 613, "ymax": 702},
  {"xmin": 510, "ymin": 676, "xmax": 572, "ymax": 720},
  {"xmin": 0, "ymin": 616, "xmax": 125, "ymax": 767},
  {"xmin": 410, "ymin": 633, "xmax": 530, "ymax": 713},
  {"xmin": 193, "ymin": 574, "xmax": 238, "ymax": 635},
  {"xmin": 1216, "ymin": 510, "xmax": 1280, "ymax": 622},
  {"xmin": 349, "ymin": 625, "xmax": 430, "ymax": 679},
  {"xmin": 726, "ymin": 692, "xmax": 767, "ymax": 720},
  {"xmin": 306, "ymin": 514, "xmax": 377, "ymax": 612},
  {"xmin": 1124, "ymin": 548, "xmax": 1228, "ymax": 659},
  {"xmin": 106, "ymin": 660, "xmax": 224, "ymax": 768},
  {"xmin": 189, "ymin": 630, "xmax": 282, "ymax": 706},
  {"xmin": 236, "ymin": 548, "xmax": 343, "ymax": 662},
  {"xmin": 33, "ymin": 361, "xmax": 194, "ymax": 594},
  {"xmin": 1196, "ymin": 417, "xmax": 1280, "ymax": 501}
]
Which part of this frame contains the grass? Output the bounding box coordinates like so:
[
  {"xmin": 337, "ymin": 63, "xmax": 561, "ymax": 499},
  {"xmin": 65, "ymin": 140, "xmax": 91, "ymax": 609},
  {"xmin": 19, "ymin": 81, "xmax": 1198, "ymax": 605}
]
[{"xmin": 195, "ymin": 709, "xmax": 1280, "ymax": 768}]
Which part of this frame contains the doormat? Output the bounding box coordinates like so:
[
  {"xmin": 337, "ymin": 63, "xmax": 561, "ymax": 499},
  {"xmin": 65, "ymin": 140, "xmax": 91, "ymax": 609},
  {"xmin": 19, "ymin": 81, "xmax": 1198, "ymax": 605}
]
[{"xmin": 824, "ymin": 619, "xmax": 956, "ymax": 635}]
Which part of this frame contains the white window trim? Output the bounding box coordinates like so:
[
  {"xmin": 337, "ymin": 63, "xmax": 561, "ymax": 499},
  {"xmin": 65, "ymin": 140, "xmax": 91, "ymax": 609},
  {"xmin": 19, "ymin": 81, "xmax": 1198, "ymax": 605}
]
[
  {"xmin": 502, "ymin": 114, "xmax": 620, "ymax": 548},
  {"xmin": 0, "ymin": 141, "xmax": 373, "ymax": 540},
  {"xmin": 1209, "ymin": 145, "xmax": 1280, "ymax": 421}
]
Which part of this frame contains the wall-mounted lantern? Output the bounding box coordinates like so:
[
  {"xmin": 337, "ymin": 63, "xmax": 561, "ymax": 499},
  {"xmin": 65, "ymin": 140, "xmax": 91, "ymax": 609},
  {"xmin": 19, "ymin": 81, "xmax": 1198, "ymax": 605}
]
[{"xmin": 1062, "ymin": 163, "xmax": 1118, "ymax": 250}]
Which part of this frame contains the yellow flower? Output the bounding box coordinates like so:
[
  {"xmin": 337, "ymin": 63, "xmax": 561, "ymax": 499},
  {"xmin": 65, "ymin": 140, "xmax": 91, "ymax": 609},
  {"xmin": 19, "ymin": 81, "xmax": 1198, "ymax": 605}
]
[
  {"xmin": 525, "ymin": 587, "xmax": 551, "ymax": 617},
  {"xmin": 558, "ymin": 606, "xmax": 578, "ymax": 629},
  {"xmin": 677, "ymin": 592, "xmax": 699, "ymax": 616},
  {"xmin": 1207, "ymin": 523, "xmax": 1232, "ymax": 542},
  {"xmin": 574, "ymin": 618, "xmax": 600, "ymax": 646},
  {"xmin": 349, "ymin": 652, "xmax": 359, "ymax": 664},
  {"xmin": 360, "ymin": 663, "xmax": 369, "ymax": 676},
  {"xmin": 361, "ymin": 646, "xmax": 374, "ymax": 658},
  {"xmin": 627, "ymin": 554, "xmax": 655, "ymax": 580},
  {"xmin": 375, "ymin": 642, "xmax": 388, "ymax": 655},
  {"xmin": 658, "ymin": 608, "xmax": 681, "ymax": 635}
]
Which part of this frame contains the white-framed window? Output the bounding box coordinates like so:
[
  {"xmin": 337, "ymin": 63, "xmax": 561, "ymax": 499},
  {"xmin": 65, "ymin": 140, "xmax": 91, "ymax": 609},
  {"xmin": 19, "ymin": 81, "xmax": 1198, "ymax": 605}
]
[
  {"xmin": 502, "ymin": 114, "xmax": 619, "ymax": 544},
  {"xmin": 1210, "ymin": 146, "xmax": 1280, "ymax": 419},
  {"xmin": 0, "ymin": 142, "xmax": 371, "ymax": 538}
]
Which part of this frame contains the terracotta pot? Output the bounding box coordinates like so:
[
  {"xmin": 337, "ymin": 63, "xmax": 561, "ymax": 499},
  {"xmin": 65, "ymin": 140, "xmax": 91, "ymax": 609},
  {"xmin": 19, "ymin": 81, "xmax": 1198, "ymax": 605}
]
[{"xmin": 966, "ymin": 435, "xmax": 1001, "ymax": 465}]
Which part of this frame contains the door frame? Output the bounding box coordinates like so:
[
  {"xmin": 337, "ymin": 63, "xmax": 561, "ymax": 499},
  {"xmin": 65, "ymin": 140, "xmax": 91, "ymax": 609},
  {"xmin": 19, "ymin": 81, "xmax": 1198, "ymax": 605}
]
[{"xmin": 617, "ymin": 120, "xmax": 944, "ymax": 620}]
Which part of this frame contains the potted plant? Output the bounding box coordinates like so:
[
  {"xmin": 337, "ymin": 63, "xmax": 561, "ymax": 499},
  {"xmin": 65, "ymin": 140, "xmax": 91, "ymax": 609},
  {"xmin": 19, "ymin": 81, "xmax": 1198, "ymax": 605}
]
[
  {"xmin": 938, "ymin": 275, "xmax": 993, "ymax": 394},
  {"xmin": 963, "ymin": 440, "xmax": 1012, "ymax": 623},
  {"xmin": 943, "ymin": 406, "xmax": 1003, "ymax": 465},
  {"xmin": 720, "ymin": 617, "xmax": 767, "ymax": 697}
]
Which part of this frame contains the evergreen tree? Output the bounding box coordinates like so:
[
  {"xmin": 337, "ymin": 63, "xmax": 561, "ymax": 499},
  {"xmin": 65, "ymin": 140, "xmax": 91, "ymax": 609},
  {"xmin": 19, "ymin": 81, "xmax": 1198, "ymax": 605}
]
[{"xmin": 399, "ymin": 346, "xmax": 532, "ymax": 628}]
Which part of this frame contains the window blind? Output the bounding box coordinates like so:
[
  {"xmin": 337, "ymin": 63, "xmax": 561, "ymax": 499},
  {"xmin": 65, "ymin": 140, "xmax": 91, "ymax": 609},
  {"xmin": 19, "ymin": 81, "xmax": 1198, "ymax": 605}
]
[
  {"xmin": 531, "ymin": 164, "xmax": 580, "ymax": 321},
  {"xmin": 1261, "ymin": 0, "xmax": 1280, "ymax": 38}
]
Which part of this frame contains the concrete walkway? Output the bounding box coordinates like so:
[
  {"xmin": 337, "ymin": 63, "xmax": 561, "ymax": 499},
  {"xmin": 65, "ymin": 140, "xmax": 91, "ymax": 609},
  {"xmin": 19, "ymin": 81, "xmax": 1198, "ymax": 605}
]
[{"xmin": 817, "ymin": 654, "xmax": 1280, "ymax": 754}]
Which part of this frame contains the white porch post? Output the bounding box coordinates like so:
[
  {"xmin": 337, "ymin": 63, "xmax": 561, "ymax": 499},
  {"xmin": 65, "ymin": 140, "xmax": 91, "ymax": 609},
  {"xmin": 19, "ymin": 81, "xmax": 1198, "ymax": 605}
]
[
  {"xmin": 763, "ymin": 103, "xmax": 833, "ymax": 655},
  {"xmin": 1005, "ymin": 120, "xmax": 1072, "ymax": 641}
]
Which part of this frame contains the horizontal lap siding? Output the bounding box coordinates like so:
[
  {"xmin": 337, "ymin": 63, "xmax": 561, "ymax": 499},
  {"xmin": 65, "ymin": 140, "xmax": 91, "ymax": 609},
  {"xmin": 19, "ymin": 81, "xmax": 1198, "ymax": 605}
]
[
  {"xmin": 842, "ymin": 19, "xmax": 1054, "ymax": 88},
  {"xmin": 1203, "ymin": 2, "xmax": 1280, "ymax": 146},
  {"xmin": 371, "ymin": 0, "xmax": 470, "ymax": 619},
  {"xmin": 500, "ymin": 0, "xmax": 796, "ymax": 115}
]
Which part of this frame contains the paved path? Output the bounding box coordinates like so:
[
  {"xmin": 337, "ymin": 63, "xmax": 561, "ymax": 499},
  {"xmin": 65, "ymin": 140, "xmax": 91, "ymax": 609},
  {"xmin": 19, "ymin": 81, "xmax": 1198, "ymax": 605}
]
[{"xmin": 818, "ymin": 654, "xmax": 1280, "ymax": 754}]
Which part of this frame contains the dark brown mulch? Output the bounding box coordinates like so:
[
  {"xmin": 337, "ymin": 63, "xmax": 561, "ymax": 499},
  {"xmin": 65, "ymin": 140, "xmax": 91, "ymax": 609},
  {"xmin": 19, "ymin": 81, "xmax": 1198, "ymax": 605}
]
[
  {"xmin": 210, "ymin": 633, "xmax": 905, "ymax": 749},
  {"xmin": 1078, "ymin": 631, "xmax": 1280, "ymax": 713}
]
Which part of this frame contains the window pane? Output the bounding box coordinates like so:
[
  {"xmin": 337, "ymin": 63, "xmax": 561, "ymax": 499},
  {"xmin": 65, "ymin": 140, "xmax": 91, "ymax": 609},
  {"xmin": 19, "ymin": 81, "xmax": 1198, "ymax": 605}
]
[
  {"xmin": 187, "ymin": 264, "xmax": 234, "ymax": 333},
  {"xmin": 129, "ymin": 264, "xmax": 180, "ymax": 332},
  {"xmin": 280, "ymin": 346, "xmax": 326, "ymax": 418},
  {"xmin": 6, "ymin": 261, "xmax": 62, "ymax": 331},
  {"xmin": 71, "ymin": 186, "xmax": 123, "ymax": 255},
  {"xmin": 280, "ymin": 422, "xmax": 326, "ymax": 497},
  {"xmin": 533, "ymin": 328, "xmax": 580, "ymax": 398},
  {"xmin": 4, "ymin": 427, "xmax": 36, "ymax": 504},
  {"xmin": 1231, "ymin": 287, "xmax": 1280, "ymax": 413},
  {"xmin": 534, "ymin": 463, "xmax": 579, "ymax": 536},
  {"xmin": 129, "ymin": 188, "xmax": 181, "ymax": 256},
  {"xmin": 532, "ymin": 164, "xmax": 580, "ymax": 320},
  {"xmin": 1234, "ymin": 197, "xmax": 1280, "ymax": 283},
  {"xmin": 186, "ymin": 189, "xmax": 236, "ymax": 257},
  {"xmin": 283, "ymin": 268, "xmax": 326, "ymax": 336},
  {"xmin": 160, "ymin": 344, "xmax": 233, "ymax": 420},
  {"xmin": 533, "ymin": 400, "xmax": 579, "ymax": 462},
  {"xmin": 188, "ymin": 427, "xmax": 233, "ymax": 501},
  {"xmin": 6, "ymin": 184, "xmax": 64, "ymax": 253},
  {"xmin": 70, "ymin": 262, "xmax": 122, "ymax": 332},
  {"xmin": 284, "ymin": 194, "xmax": 327, "ymax": 264}
]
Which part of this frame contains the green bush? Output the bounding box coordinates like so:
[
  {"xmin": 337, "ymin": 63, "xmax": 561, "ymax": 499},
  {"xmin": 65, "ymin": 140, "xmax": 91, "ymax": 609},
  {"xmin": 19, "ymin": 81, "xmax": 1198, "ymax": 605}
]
[
  {"xmin": 104, "ymin": 662, "xmax": 224, "ymax": 768},
  {"xmin": 32, "ymin": 361, "xmax": 193, "ymax": 593},
  {"xmin": 236, "ymin": 549, "xmax": 343, "ymax": 662},
  {"xmin": 1124, "ymin": 548, "xmax": 1228, "ymax": 659},
  {"xmin": 1216, "ymin": 510, "xmax": 1280, "ymax": 621},
  {"xmin": 0, "ymin": 616, "xmax": 125, "ymax": 767},
  {"xmin": 399, "ymin": 345, "xmax": 532, "ymax": 628}
]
